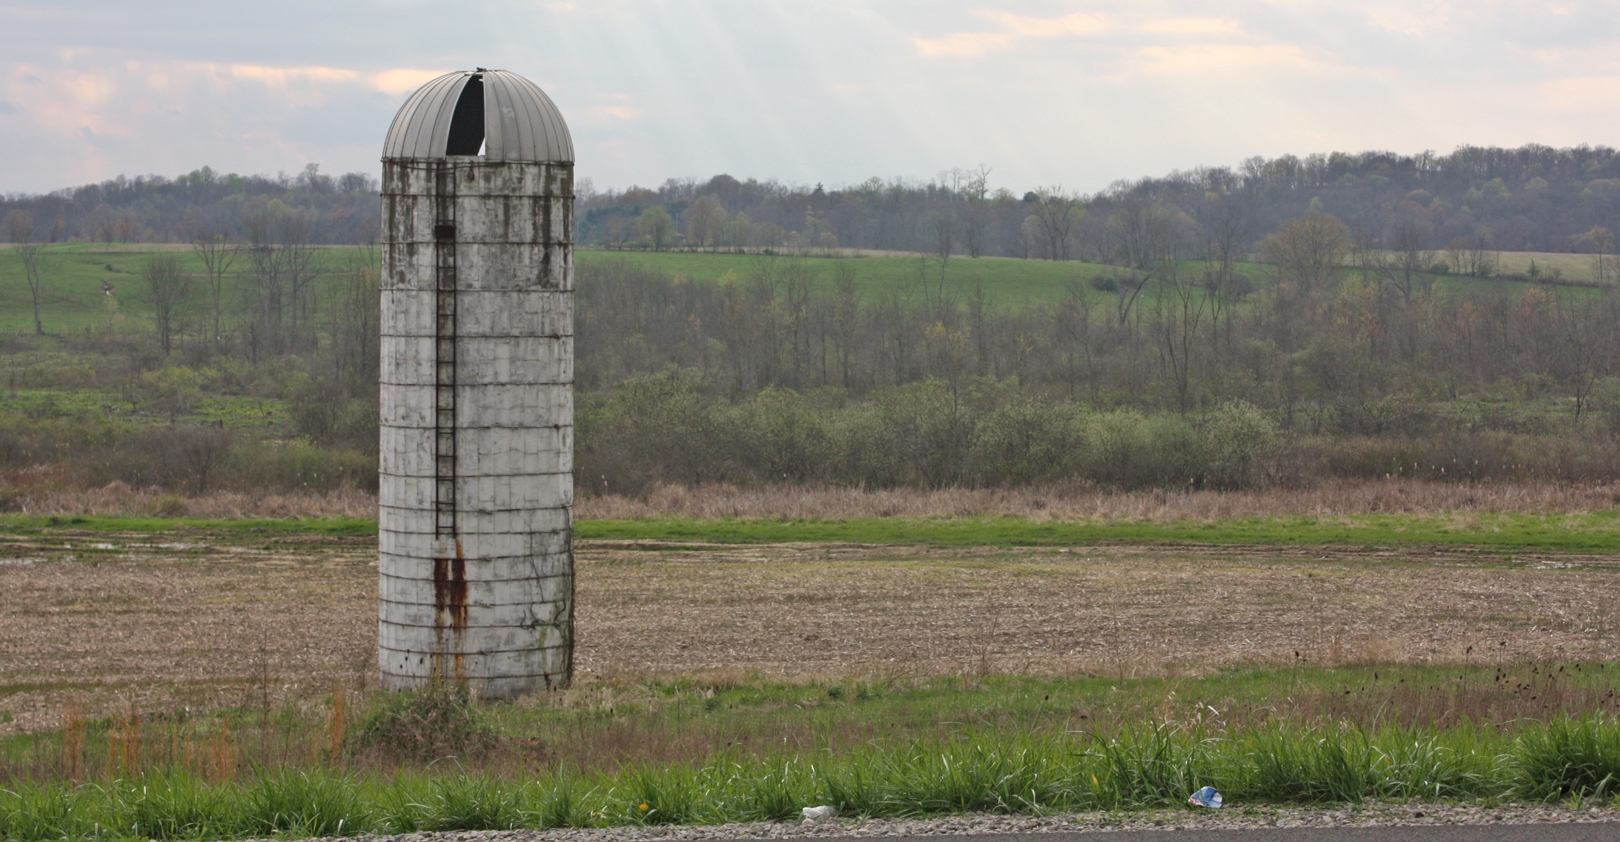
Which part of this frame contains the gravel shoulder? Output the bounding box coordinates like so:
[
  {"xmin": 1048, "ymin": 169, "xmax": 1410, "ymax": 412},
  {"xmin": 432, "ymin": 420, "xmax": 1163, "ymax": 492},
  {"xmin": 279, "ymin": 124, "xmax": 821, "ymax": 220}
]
[{"xmin": 291, "ymin": 803, "xmax": 1620, "ymax": 842}]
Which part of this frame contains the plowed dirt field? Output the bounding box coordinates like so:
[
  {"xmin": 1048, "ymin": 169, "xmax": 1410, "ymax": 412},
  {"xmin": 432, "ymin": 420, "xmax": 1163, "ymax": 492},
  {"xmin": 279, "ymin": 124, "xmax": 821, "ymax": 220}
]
[{"xmin": 3, "ymin": 530, "xmax": 1618, "ymax": 733}]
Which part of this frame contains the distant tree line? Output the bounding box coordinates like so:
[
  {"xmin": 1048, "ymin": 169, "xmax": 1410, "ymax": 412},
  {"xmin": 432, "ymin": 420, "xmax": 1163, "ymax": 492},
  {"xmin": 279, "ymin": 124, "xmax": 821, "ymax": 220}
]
[
  {"xmin": 4, "ymin": 144, "xmax": 1619, "ymax": 262},
  {"xmin": 581, "ymin": 144, "xmax": 1620, "ymax": 261},
  {"xmin": 0, "ymin": 164, "xmax": 380, "ymax": 246}
]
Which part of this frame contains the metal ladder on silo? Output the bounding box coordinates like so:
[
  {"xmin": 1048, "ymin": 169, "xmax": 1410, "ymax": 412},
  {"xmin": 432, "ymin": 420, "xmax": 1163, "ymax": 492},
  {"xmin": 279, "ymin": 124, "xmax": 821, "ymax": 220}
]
[{"xmin": 433, "ymin": 162, "xmax": 457, "ymax": 539}]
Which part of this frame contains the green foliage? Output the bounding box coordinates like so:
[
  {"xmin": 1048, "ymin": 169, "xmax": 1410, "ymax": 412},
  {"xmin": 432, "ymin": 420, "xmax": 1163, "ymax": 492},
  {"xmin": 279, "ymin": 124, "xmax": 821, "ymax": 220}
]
[
  {"xmin": 580, "ymin": 375, "xmax": 1291, "ymax": 493},
  {"xmin": 377, "ymin": 773, "xmax": 527, "ymax": 832},
  {"xmin": 1246, "ymin": 724, "xmax": 1377, "ymax": 802},
  {"xmin": 619, "ymin": 763, "xmax": 708, "ymax": 824},
  {"xmin": 242, "ymin": 769, "xmax": 367, "ymax": 837},
  {"xmin": 111, "ymin": 773, "xmax": 234, "ymax": 840},
  {"xmin": 0, "ymin": 785, "xmax": 93, "ymax": 841},
  {"xmin": 1514, "ymin": 715, "xmax": 1620, "ymax": 799},
  {"xmin": 732, "ymin": 761, "xmax": 807, "ymax": 821}
]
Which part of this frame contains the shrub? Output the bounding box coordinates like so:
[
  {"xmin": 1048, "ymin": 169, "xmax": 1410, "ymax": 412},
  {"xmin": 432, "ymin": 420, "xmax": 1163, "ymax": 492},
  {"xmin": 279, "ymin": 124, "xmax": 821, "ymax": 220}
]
[{"xmin": 350, "ymin": 683, "xmax": 497, "ymax": 763}]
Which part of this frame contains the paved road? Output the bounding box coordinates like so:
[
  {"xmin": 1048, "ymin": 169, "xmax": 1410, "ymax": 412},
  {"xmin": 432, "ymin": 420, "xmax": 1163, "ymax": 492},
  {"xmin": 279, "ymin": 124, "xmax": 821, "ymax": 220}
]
[{"xmin": 829, "ymin": 826, "xmax": 1620, "ymax": 842}]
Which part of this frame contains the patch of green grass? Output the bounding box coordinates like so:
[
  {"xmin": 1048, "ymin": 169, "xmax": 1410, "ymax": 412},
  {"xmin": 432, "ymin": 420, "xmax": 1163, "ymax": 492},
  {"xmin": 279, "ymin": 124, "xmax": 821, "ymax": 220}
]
[
  {"xmin": 9, "ymin": 510, "xmax": 1620, "ymax": 552},
  {"xmin": 6, "ymin": 715, "xmax": 1620, "ymax": 838},
  {"xmin": 575, "ymin": 511, "xmax": 1620, "ymax": 553},
  {"xmin": 192, "ymin": 395, "xmax": 290, "ymax": 429},
  {"xmin": 578, "ymin": 250, "xmax": 1118, "ymax": 305},
  {"xmin": 0, "ymin": 244, "xmax": 1578, "ymax": 339},
  {"xmin": 0, "ymin": 388, "xmax": 125, "ymax": 418},
  {"xmin": 6, "ymin": 665, "xmax": 1620, "ymax": 838},
  {"xmin": 0, "ymin": 514, "xmax": 376, "ymax": 537},
  {"xmin": 0, "ymin": 244, "xmax": 366, "ymax": 336}
]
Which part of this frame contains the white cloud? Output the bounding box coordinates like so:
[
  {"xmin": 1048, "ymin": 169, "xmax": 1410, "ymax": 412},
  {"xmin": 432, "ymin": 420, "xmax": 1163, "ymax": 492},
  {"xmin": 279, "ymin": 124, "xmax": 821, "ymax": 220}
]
[
  {"xmin": 1127, "ymin": 43, "xmax": 1320, "ymax": 76},
  {"xmin": 0, "ymin": 1, "xmax": 1617, "ymax": 196},
  {"xmin": 914, "ymin": 10, "xmax": 1113, "ymax": 56},
  {"xmin": 372, "ymin": 68, "xmax": 449, "ymax": 96},
  {"xmin": 1539, "ymin": 75, "xmax": 1620, "ymax": 110}
]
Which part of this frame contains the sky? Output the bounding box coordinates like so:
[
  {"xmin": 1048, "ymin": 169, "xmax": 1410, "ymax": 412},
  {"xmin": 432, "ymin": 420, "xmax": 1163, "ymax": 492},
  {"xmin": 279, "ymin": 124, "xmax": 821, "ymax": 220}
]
[{"xmin": 2, "ymin": 1, "xmax": 1618, "ymax": 197}]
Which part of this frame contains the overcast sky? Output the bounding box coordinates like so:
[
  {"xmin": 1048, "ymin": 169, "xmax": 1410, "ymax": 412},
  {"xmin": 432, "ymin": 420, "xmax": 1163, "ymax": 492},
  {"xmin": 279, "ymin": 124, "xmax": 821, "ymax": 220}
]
[{"xmin": 2, "ymin": 1, "xmax": 1617, "ymax": 196}]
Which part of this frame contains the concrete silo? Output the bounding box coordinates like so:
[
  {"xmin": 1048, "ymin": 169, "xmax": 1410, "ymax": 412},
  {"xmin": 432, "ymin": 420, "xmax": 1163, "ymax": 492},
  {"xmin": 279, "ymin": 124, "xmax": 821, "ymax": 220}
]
[{"xmin": 378, "ymin": 69, "xmax": 574, "ymax": 698}]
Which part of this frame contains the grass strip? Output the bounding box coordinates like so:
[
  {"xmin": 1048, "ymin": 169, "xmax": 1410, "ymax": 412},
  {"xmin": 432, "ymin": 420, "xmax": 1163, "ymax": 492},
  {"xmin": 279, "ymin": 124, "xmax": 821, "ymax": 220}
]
[
  {"xmin": 578, "ymin": 512, "xmax": 1620, "ymax": 552},
  {"xmin": 7, "ymin": 511, "xmax": 1620, "ymax": 551},
  {"xmin": 0, "ymin": 515, "xmax": 376, "ymax": 537},
  {"xmin": 5, "ymin": 718, "xmax": 1620, "ymax": 840}
]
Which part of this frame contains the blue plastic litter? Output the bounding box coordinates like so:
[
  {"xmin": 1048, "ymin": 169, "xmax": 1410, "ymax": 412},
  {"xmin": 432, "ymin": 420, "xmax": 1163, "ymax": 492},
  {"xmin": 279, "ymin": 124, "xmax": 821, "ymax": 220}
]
[{"xmin": 1187, "ymin": 786, "xmax": 1224, "ymax": 808}]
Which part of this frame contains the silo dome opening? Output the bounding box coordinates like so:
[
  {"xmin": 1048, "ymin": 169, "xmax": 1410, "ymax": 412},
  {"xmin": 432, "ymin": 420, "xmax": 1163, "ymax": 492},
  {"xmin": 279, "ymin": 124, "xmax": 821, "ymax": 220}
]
[
  {"xmin": 445, "ymin": 74, "xmax": 484, "ymax": 156},
  {"xmin": 382, "ymin": 69, "xmax": 573, "ymax": 163}
]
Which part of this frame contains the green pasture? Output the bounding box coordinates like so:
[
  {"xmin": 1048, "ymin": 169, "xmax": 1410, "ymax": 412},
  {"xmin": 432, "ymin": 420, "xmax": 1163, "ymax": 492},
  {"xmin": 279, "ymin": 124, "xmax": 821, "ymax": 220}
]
[
  {"xmin": 0, "ymin": 244, "xmax": 367, "ymax": 336},
  {"xmin": 576, "ymin": 249, "xmax": 1123, "ymax": 304},
  {"xmin": 0, "ymin": 244, "xmax": 1594, "ymax": 339},
  {"xmin": 1497, "ymin": 251, "xmax": 1604, "ymax": 285}
]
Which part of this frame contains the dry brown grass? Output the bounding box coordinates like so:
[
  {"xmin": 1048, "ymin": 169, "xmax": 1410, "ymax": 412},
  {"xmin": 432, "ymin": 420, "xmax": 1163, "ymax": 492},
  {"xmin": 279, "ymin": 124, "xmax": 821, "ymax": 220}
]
[
  {"xmin": 578, "ymin": 478, "xmax": 1620, "ymax": 521},
  {"xmin": 11, "ymin": 477, "xmax": 1620, "ymax": 521},
  {"xmin": 3, "ymin": 480, "xmax": 377, "ymax": 518}
]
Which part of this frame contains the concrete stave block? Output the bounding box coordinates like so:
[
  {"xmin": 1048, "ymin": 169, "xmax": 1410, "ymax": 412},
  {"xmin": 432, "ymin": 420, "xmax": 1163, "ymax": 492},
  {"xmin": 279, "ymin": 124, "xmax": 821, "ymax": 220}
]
[
  {"xmin": 379, "ymin": 529, "xmax": 571, "ymax": 561},
  {"xmin": 381, "ymin": 290, "xmax": 573, "ymax": 338},
  {"xmin": 379, "ymin": 472, "xmax": 571, "ymax": 511},
  {"xmin": 379, "ymin": 599, "xmax": 568, "ymax": 632},
  {"xmin": 379, "ymin": 504, "xmax": 572, "ymax": 535},
  {"xmin": 380, "ymin": 646, "xmax": 570, "ymax": 682},
  {"xmin": 379, "ymin": 426, "xmax": 573, "ymax": 477},
  {"xmin": 379, "ymin": 571, "xmax": 570, "ymax": 604},
  {"xmin": 455, "ymin": 243, "xmax": 573, "ymax": 291},
  {"xmin": 379, "ymin": 620, "xmax": 569, "ymax": 655}
]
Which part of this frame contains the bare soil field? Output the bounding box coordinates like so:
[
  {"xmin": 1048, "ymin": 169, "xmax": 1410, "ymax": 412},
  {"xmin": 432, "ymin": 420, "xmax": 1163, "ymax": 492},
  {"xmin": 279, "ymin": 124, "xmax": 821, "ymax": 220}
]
[{"xmin": 3, "ymin": 530, "xmax": 1619, "ymax": 735}]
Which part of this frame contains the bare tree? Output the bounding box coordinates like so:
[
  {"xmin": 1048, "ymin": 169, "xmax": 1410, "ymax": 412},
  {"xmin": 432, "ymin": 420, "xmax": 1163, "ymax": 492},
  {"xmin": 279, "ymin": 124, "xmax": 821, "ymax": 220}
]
[
  {"xmin": 1578, "ymin": 226, "xmax": 1617, "ymax": 286},
  {"xmin": 1150, "ymin": 259, "xmax": 1207, "ymax": 413},
  {"xmin": 1029, "ymin": 187, "xmax": 1082, "ymax": 261},
  {"xmin": 142, "ymin": 254, "xmax": 192, "ymax": 355},
  {"xmin": 1446, "ymin": 231, "xmax": 1498, "ymax": 278},
  {"xmin": 279, "ymin": 212, "xmax": 322, "ymax": 342},
  {"xmin": 6, "ymin": 210, "xmax": 49, "ymax": 335},
  {"xmin": 328, "ymin": 249, "xmax": 381, "ymax": 392},
  {"xmin": 192, "ymin": 229, "xmax": 242, "ymax": 351},
  {"xmin": 683, "ymin": 196, "xmax": 726, "ymax": 250},
  {"xmin": 954, "ymin": 165, "xmax": 992, "ymax": 258},
  {"xmin": 1262, "ymin": 212, "xmax": 1348, "ymax": 297},
  {"xmin": 1388, "ymin": 221, "xmax": 1433, "ymax": 303},
  {"xmin": 242, "ymin": 209, "xmax": 287, "ymax": 359},
  {"xmin": 1198, "ymin": 192, "xmax": 1252, "ymax": 354},
  {"xmin": 637, "ymin": 206, "xmax": 675, "ymax": 251},
  {"xmin": 926, "ymin": 209, "xmax": 955, "ymax": 312},
  {"xmin": 1259, "ymin": 212, "xmax": 1347, "ymax": 351},
  {"xmin": 831, "ymin": 262, "xmax": 861, "ymax": 388},
  {"xmin": 1107, "ymin": 199, "xmax": 1187, "ymax": 325}
]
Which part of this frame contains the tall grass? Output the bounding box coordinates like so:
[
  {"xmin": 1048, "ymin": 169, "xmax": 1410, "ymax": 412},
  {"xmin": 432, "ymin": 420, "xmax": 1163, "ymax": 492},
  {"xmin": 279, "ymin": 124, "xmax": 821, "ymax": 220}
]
[{"xmin": 4, "ymin": 718, "xmax": 1620, "ymax": 839}]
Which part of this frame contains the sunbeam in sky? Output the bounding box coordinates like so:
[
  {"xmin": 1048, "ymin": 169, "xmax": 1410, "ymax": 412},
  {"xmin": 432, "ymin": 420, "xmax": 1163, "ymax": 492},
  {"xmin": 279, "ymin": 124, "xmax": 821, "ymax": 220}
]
[{"xmin": 2, "ymin": 1, "xmax": 1618, "ymax": 195}]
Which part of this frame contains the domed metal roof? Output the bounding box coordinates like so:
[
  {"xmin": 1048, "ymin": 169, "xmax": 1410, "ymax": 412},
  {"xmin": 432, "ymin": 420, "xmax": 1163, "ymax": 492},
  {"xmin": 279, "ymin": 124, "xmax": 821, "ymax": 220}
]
[{"xmin": 382, "ymin": 69, "xmax": 573, "ymax": 163}]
